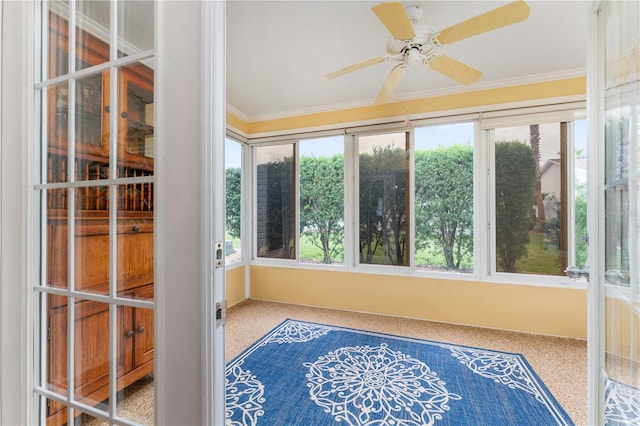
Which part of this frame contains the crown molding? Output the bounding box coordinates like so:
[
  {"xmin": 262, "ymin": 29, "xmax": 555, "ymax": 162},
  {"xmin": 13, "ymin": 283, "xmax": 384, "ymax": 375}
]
[{"xmin": 228, "ymin": 68, "xmax": 586, "ymax": 124}]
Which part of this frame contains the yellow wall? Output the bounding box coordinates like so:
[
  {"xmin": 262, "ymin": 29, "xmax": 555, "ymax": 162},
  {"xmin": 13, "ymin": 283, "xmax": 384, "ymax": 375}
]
[
  {"xmin": 251, "ymin": 266, "xmax": 587, "ymax": 339},
  {"xmin": 228, "ymin": 75, "xmax": 588, "ymax": 339},
  {"xmin": 226, "ymin": 265, "xmax": 246, "ymax": 307}
]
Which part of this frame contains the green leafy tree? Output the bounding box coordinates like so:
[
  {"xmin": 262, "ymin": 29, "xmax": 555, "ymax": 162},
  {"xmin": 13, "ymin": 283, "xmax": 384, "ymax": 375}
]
[
  {"xmin": 415, "ymin": 145, "xmax": 473, "ymax": 269},
  {"xmin": 574, "ymin": 182, "xmax": 588, "ymax": 267},
  {"xmin": 257, "ymin": 157, "xmax": 295, "ymax": 258},
  {"xmin": 300, "ymin": 154, "xmax": 344, "ymax": 263},
  {"xmin": 530, "ymin": 124, "xmax": 546, "ymax": 230},
  {"xmin": 359, "ymin": 146, "xmax": 407, "ymax": 265},
  {"xmin": 495, "ymin": 141, "xmax": 537, "ymax": 272},
  {"xmin": 225, "ymin": 167, "xmax": 242, "ymax": 239}
]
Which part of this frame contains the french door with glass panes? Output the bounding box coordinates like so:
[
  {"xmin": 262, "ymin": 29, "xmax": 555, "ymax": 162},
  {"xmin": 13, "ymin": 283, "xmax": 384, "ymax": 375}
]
[
  {"xmin": 35, "ymin": 2, "xmax": 156, "ymax": 424},
  {"xmin": 588, "ymin": 2, "xmax": 640, "ymax": 424}
]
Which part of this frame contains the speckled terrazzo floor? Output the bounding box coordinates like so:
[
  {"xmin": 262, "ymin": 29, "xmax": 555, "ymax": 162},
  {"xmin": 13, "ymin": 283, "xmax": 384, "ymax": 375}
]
[
  {"xmin": 226, "ymin": 300, "xmax": 587, "ymax": 425},
  {"xmin": 83, "ymin": 298, "xmax": 588, "ymax": 425}
]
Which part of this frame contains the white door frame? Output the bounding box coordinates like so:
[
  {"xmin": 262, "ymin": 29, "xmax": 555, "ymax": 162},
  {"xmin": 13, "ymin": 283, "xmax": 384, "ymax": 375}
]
[
  {"xmin": 0, "ymin": 1, "xmax": 34, "ymax": 424},
  {"xmin": 586, "ymin": 2, "xmax": 605, "ymax": 425},
  {"xmin": 202, "ymin": 1, "xmax": 227, "ymax": 424},
  {"xmin": 155, "ymin": 1, "xmax": 226, "ymax": 424}
]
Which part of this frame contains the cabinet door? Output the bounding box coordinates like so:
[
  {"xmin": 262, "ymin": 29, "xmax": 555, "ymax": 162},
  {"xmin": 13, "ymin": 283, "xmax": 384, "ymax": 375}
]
[
  {"xmin": 118, "ymin": 304, "xmax": 134, "ymax": 377},
  {"xmin": 74, "ymin": 301, "xmax": 111, "ymax": 403},
  {"xmin": 47, "ymin": 299, "xmax": 111, "ymax": 415},
  {"xmin": 118, "ymin": 67, "xmax": 154, "ymax": 171},
  {"xmin": 132, "ymin": 285, "xmax": 154, "ymax": 369},
  {"xmin": 47, "ymin": 11, "xmax": 111, "ymax": 161}
]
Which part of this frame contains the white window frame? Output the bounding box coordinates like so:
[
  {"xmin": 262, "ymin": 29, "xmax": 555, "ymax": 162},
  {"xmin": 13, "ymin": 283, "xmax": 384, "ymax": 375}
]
[
  {"xmin": 245, "ymin": 103, "xmax": 587, "ymax": 290},
  {"xmin": 224, "ymin": 135, "xmax": 247, "ymax": 269},
  {"xmin": 482, "ymin": 107, "xmax": 588, "ymax": 288}
]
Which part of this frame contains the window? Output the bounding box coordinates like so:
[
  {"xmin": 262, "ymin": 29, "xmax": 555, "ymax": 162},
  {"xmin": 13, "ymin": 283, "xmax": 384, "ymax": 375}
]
[
  {"xmin": 492, "ymin": 122, "xmax": 580, "ymax": 276},
  {"xmin": 299, "ymin": 136, "xmax": 345, "ymax": 264},
  {"xmin": 414, "ymin": 123, "xmax": 474, "ymax": 273},
  {"xmin": 358, "ymin": 132, "xmax": 409, "ymax": 266},
  {"xmin": 247, "ymin": 111, "xmax": 586, "ymax": 285},
  {"xmin": 255, "ymin": 144, "xmax": 296, "ymax": 259},
  {"xmin": 225, "ymin": 138, "xmax": 242, "ymax": 265}
]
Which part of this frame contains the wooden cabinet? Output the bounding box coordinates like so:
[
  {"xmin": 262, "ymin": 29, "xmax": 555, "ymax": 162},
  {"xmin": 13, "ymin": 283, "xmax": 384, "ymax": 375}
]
[
  {"xmin": 47, "ymin": 11, "xmax": 154, "ymax": 172},
  {"xmin": 45, "ymin": 11, "xmax": 155, "ymax": 425},
  {"xmin": 46, "ymin": 217, "xmax": 154, "ymax": 425}
]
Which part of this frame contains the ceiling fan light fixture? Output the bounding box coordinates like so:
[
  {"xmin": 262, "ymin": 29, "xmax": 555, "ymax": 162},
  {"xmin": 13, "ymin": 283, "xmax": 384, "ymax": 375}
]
[{"xmin": 406, "ymin": 47, "xmax": 422, "ymax": 66}]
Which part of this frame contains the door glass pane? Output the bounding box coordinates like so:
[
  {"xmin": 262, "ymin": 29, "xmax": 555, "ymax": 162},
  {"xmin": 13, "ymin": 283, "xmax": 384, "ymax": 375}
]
[
  {"xmin": 118, "ymin": 63, "xmax": 155, "ymax": 170},
  {"xmin": 494, "ymin": 123, "xmax": 565, "ymax": 275},
  {"xmin": 225, "ymin": 138, "xmax": 242, "ymax": 265},
  {"xmin": 116, "ymin": 306, "xmax": 154, "ymax": 423},
  {"xmin": 256, "ymin": 144, "xmax": 296, "ymax": 259},
  {"xmin": 299, "ymin": 136, "xmax": 344, "ymax": 265},
  {"xmin": 47, "ymin": 82, "xmax": 70, "ymax": 175},
  {"xmin": 74, "ymin": 299, "xmax": 111, "ymax": 413},
  {"xmin": 76, "ymin": 0, "xmax": 111, "ymax": 70},
  {"xmin": 75, "ymin": 72, "xmax": 109, "ymax": 158},
  {"xmin": 46, "ymin": 294, "xmax": 68, "ymax": 405},
  {"xmin": 46, "ymin": 189, "xmax": 69, "ymax": 291},
  {"xmin": 117, "ymin": 184, "xmax": 154, "ymax": 296},
  {"xmin": 47, "ymin": 3, "xmax": 69, "ymax": 79},
  {"xmin": 118, "ymin": 1, "xmax": 155, "ymax": 57},
  {"xmin": 76, "ymin": 186, "xmax": 110, "ymax": 296},
  {"xmin": 415, "ymin": 123, "xmax": 474, "ymax": 273},
  {"xmin": 359, "ymin": 132, "xmax": 409, "ymax": 266}
]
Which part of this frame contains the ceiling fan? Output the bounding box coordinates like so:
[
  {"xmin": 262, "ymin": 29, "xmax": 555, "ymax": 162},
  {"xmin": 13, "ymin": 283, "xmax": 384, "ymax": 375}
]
[{"xmin": 323, "ymin": 1, "xmax": 531, "ymax": 104}]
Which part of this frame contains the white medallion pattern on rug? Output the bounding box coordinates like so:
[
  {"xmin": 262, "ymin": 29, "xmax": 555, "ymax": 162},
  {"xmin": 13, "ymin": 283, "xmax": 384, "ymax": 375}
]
[
  {"xmin": 604, "ymin": 378, "xmax": 640, "ymax": 425},
  {"xmin": 225, "ymin": 361, "xmax": 265, "ymax": 426},
  {"xmin": 304, "ymin": 343, "xmax": 462, "ymax": 426},
  {"xmin": 263, "ymin": 321, "xmax": 331, "ymax": 344},
  {"xmin": 448, "ymin": 346, "xmax": 544, "ymax": 403}
]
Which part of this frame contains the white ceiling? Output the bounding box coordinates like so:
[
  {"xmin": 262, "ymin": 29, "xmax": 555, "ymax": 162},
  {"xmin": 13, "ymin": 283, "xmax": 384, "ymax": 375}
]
[{"xmin": 226, "ymin": 1, "xmax": 588, "ymax": 121}]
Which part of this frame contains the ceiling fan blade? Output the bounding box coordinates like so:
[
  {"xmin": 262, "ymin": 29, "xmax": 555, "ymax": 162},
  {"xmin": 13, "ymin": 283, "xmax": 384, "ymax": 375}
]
[
  {"xmin": 435, "ymin": 0, "xmax": 530, "ymax": 45},
  {"xmin": 372, "ymin": 2, "xmax": 415, "ymax": 41},
  {"xmin": 323, "ymin": 56, "xmax": 387, "ymax": 80},
  {"xmin": 428, "ymin": 54, "xmax": 482, "ymax": 85},
  {"xmin": 376, "ymin": 64, "xmax": 406, "ymax": 104}
]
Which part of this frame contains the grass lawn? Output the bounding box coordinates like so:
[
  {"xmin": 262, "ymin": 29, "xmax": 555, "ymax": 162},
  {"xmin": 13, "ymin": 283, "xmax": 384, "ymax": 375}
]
[
  {"xmin": 235, "ymin": 229, "xmax": 561, "ymax": 275},
  {"xmin": 514, "ymin": 232, "xmax": 563, "ymax": 275}
]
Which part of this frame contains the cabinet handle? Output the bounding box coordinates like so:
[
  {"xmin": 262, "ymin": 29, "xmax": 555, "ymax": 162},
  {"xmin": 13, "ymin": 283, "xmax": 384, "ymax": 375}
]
[
  {"xmin": 105, "ymin": 105, "xmax": 110, "ymax": 113},
  {"xmin": 126, "ymin": 330, "xmax": 134, "ymax": 338},
  {"xmin": 138, "ymin": 326, "xmax": 145, "ymax": 334},
  {"xmin": 132, "ymin": 225, "xmax": 140, "ymax": 233},
  {"xmin": 121, "ymin": 111, "xmax": 128, "ymax": 118}
]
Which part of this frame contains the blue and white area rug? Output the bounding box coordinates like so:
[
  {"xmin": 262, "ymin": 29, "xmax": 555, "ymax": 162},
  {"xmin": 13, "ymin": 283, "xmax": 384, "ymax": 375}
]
[
  {"xmin": 225, "ymin": 319, "xmax": 574, "ymax": 425},
  {"xmin": 605, "ymin": 377, "xmax": 640, "ymax": 424}
]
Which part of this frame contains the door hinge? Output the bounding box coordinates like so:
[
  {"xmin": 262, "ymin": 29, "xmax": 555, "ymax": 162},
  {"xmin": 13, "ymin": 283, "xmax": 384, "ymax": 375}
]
[
  {"xmin": 215, "ymin": 300, "xmax": 227, "ymax": 328},
  {"xmin": 47, "ymin": 326, "xmax": 51, "ymax": 341}
]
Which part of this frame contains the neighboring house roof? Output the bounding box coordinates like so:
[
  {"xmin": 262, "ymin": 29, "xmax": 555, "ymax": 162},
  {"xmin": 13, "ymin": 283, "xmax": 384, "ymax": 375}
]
[{"xmin": 540, "ymin": 157, "xmax": 588, "ymax": 185}]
